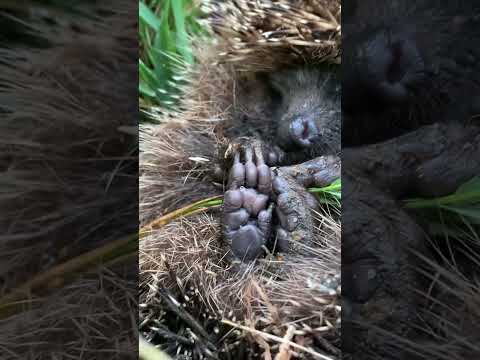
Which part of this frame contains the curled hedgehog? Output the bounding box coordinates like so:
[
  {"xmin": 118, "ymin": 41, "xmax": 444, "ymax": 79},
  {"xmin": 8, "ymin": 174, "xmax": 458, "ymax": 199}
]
[{"xmin": 140, "ymin": 0, "xmax": 342, "ymax": 359}]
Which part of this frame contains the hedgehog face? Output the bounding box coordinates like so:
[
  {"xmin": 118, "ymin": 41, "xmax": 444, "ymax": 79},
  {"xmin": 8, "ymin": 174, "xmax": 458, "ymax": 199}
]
[{"xmin": 270, "ymin": 67, "xmax": 341, "ymax": 155}]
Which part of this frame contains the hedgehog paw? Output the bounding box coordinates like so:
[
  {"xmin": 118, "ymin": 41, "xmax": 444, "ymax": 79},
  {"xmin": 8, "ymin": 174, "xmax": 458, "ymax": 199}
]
[
  {"xmin": 271, "ymin": 171, "xmax": 315, "ymax": 255},
  {"xmin": 223, "ymin": 145, "xmax": 274, "ymax": 262}
]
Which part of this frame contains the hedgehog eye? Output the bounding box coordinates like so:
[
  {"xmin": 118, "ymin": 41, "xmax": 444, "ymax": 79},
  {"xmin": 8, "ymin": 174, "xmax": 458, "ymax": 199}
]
[{"xmin": 343, "ymin": 260, "xmax": 380, "ymax": 303}]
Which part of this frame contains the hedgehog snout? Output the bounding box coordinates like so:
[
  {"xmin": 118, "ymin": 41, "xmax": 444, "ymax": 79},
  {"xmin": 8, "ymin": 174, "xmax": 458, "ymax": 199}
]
[
  {"xmin": 344, "ymin": 27, "xmax": 426, "ymax": 110},
  {"xmin": 288, "ymin": 114, "xmax": 319, "ymax": 148},
  {"xmin": 363, "ymin": 29, "xmax": 425, "ymax": 104}
]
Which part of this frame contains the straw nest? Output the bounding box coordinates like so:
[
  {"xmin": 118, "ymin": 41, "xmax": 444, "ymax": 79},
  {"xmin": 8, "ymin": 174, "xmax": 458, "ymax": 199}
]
[{"xmin": 140, "ymin": 0, "xmax": 341, "ymax": 359}]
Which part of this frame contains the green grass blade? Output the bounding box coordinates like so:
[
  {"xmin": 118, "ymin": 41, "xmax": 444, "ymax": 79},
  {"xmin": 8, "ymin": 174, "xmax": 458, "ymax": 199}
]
[
  {"xmin": 405, "ymin": 176, "xmax": 480, "ymax": 209},
  {"xmin": 157, "ymin": 0, "xmax": 174, "ymax": 53},
  {"xmin": 139, "ymin": 1, "xmax": 161, "ymax": 30},
  {"xmin": 171, "ymin": 0, "xmax": 193, "ymax": 64},
  {"xmin": 139, "ymin": 59, "xmax": 158, "ymax": 94},
  {"xmin": 404, "ymin": 176, "xmax": 480, "ymax": 225},
  {"xmin": 139, "ymin": 82, "xmax": 156, "ymax": 97},
  {"xmin": 442, "ymin": 206, "xmax": 480, "ymax": 224},
  {"xmin": 308, "ymin": 179, "xmax": 341, "ymax": 206},
  {"xmin": 139, "ymin": 0, "xmax": 205, "ymax": 110}
]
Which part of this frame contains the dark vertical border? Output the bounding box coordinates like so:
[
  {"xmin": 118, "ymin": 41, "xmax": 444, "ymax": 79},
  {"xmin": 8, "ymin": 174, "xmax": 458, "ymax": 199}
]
[
  {"xmin": 0, "ymin": 2, "xmax": 139, "ymax": 358},
  {"xmin": 342, "ymin": 2, "xmax": 480, "ymax": 359}
]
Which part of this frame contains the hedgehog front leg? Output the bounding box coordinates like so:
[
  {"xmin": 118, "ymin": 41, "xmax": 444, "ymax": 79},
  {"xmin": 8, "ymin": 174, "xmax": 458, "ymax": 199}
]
[
  {"xmin": 272, "ymin": 155, "xmax": 340, "ymax": 254},
  {"xmin": 275, "ymin": 156, "xmax": 340, "ymax": 189},
  {"xmin": 223, "ymin": 145, "xmax": 274, "ymax": 262}
]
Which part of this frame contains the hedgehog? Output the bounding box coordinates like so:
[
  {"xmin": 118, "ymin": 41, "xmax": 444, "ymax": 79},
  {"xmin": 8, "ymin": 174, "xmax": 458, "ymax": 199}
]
[
  {"xmin": 221, "ymin": 66, "xmax": 341, "ymax": 263},
  {"xmin": 140, "ymin": 0, "xmax": 342, "ymax": 359}
]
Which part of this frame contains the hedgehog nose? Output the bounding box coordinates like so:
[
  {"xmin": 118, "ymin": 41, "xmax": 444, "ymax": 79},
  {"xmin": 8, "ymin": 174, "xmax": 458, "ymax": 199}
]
[
  {"xmin": 364, "ymin": 30, "xmax": 425, "ymax": 104},
  {"xmin": 289, "ymin": 115, "xmax": 319, "ymax": 147},
  {"xmin": 344, "ymin": 28, "xmax": 425, "ymax": 111}
]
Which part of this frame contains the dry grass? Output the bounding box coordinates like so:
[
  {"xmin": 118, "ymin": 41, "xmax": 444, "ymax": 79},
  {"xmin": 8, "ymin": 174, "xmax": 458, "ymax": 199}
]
[{"xmin": 140, "ymin": 209, "xmax": 340, "ymax": 359}]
